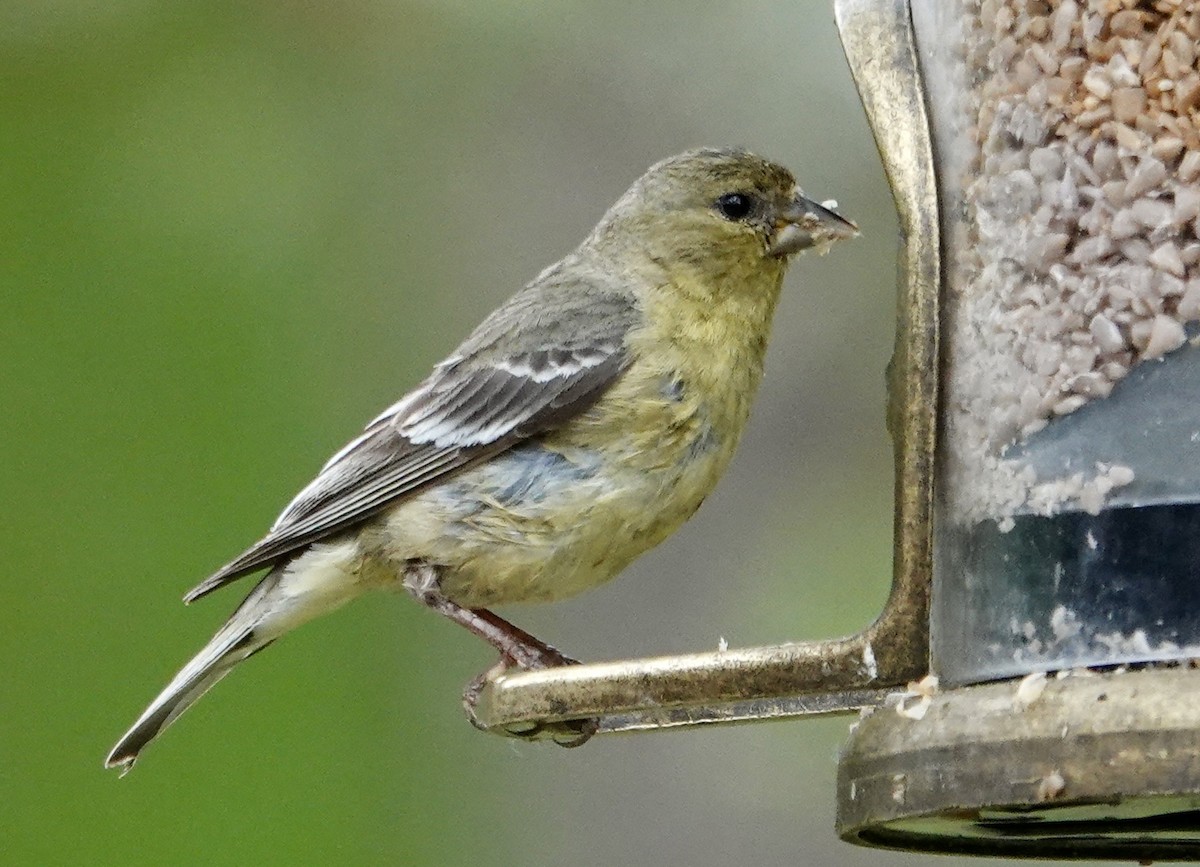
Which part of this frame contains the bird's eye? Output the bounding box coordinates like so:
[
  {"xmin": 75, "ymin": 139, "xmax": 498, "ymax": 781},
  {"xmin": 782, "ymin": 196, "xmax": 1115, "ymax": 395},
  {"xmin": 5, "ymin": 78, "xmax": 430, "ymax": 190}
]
[{"xmin": 714, "ymin": 192, "xmax": 755, "ymax": 221}]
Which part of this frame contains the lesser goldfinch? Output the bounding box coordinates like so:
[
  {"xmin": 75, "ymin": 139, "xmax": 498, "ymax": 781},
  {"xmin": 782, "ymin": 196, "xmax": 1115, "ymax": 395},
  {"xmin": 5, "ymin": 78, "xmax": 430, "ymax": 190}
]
[{"xmin": 106, "ymin": 148, "xmax": 856, "ymax": 771}]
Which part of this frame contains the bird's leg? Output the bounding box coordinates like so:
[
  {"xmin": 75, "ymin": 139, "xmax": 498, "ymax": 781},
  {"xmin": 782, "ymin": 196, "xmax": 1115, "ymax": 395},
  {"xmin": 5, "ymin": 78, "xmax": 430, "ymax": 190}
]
[
  {"xmin": 402, "ymin": 563, "xmax": 576, "ymax": 667},
  {"xmin": 403, "ymin": 563, "xmax": 597, "ymax": 746}
]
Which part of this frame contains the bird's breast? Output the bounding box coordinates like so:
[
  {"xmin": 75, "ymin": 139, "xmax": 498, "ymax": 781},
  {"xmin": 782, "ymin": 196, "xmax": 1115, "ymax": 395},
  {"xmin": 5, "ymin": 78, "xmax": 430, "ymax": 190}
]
[{"xmin": 372, "ymin": 276, "xmax": 780, "ymax": 607}]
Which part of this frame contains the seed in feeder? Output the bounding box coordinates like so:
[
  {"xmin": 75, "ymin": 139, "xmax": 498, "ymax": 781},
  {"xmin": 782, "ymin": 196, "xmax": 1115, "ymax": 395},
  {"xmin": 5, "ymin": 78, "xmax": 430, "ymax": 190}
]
[
  {"xmin": 929, "ymin": 0, "xmax": 1200, "ymax": 522},
  {"xmin": 1149, "ymin": 242, "xmax": 1185, "ymax": 277},
  {"xmin": 1053, "ymin": 395, "xmax": 1088, "ymax": 416},
  {"xmin": 1175, "ymin": 186, "xmax": 1200, "ymax": 222},
  {"xmin": 1030, "ymin": 42, "xmax": 1059, "ymax": 75},
  {"xmin": 1111, "ymin": 86, "xmax": 1147, "ymax": 122},
  {"xmin": 1180, "ymin": 150, "xmax": 1200, "ymax": 183},
  {"xmin": 1170, "ymin": 30, "xmax": 1196, "ymax": 67},
  {"xmin": 1179, "ymin": 281, "xmax": 1200, "ymax": 319},
  {"xmin": 1110, "ymin": 208, "xmax": 1140, "ymax": 238},
  {"xmin": 1076, "ymin": 106, "xmax": 1113, "ymax": 128},
  {"xmin": 1067, "ymin": 371, "xmax": 1112, "ymax": 398},
  {"xmin": 1121, "ymin": 239, "xmax": 1153, "ymax": 266},
  {"xmin": 1163, "ymin": 47, "xmax": 1183, "ymax": 81},
  {"xmin": 1112, "ymin": 122, "xmax": 1145, "ymax": 150},
  {"xmin": 1029, "ymin": 146, "xmax": 1064, "ymax": 178},
  {"xmin": 1175, "ymin": 75, "xmax": 1200, "ymax": 112},
  {"xmin": 1138, "ymin": 32, "xmax": 1163, "ymax": 77},
  {"xmin": 1109, "ymin": 10, "xmax": 1143, "ymax": 39},
  {"xmin": 1152, "ymin": 135, "xmax": 1185, "ymax": 162},
  {"xmin": 1128, "ymin": 198, "xmax": 1166, "ymax": 231},
  {"xmin": 1142, "ymin": 314, "xmax": 1186, "ymax": 358},
  {"xmin": 1052, "ymin": 2, "xmax": 1077, "ymax": 48},
  {"xmin": 1160, "ymin": 273, "xmax": 1185, "ymax": 298},
  {"xmin": 1071, "ymin": 235, "xmax": 1113, "ymax": 264},
  {"xmin": 1060, "ymin": 55, "xmax": 1087, "ymax": 80},
  {"xmin": 1124, "ymin": 157, "xmax": 1168, "ymax": 199}
]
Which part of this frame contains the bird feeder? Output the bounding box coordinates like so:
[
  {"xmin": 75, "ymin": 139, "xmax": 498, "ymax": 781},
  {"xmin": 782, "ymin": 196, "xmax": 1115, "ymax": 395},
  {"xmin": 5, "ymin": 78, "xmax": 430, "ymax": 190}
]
[
  {"xmin": 835, "ymin": 0, "xmax": 1200, "ymax": 859},
  {"xmin": 474, "ymin": 0, "xmax": 1200, "ymax": 859}
]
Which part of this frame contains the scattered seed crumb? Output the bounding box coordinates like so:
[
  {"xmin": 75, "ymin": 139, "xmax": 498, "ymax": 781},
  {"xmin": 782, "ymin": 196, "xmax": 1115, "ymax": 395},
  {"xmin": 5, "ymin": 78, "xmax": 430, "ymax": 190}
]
[
  {"xmin": 1036, "ymin": 770, "xmax": 1067, "ymax": 802},
  {"xmin": 896, "ymin": 695, "xmax": 931, "ymax": 720},
  {"xmin": 908, "ymin": 674, "xmax": 940, "ymax": 697},
  {"xmin": 895, "ymin": 674, "xmax": 939, "ymax": 720},
  {"xmin": 862, "ymin": 642, "xmax": 878, "ymax": 680},
  {"xmin": 1013, "ymin": 671, "xmax": 1049, "ymax": 710}
]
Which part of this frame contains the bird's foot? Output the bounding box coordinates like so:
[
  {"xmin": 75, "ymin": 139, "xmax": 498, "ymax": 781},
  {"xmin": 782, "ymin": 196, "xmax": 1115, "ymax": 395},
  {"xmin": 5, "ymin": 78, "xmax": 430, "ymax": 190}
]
[
  {"xmin": 403, "ymin": 563, "xmax": 598, "ymax": 746},
  {"xmin": 462, "ymin": 655, "xmax": 599, "ymax": 748}
]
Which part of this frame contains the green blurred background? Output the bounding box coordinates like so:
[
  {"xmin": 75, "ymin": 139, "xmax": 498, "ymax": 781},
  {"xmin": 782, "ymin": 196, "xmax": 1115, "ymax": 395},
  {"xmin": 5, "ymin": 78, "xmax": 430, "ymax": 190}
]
[{"xmin": 0, "ymin": 2, "xmax": 1083, "ymax": 865}]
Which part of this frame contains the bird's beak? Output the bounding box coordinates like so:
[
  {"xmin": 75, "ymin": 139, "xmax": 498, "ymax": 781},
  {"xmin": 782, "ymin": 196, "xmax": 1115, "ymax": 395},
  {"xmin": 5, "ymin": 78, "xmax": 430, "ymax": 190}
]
[{"xmin": 767, "ymin": 193, "xmax": 859, "ymax": 257}]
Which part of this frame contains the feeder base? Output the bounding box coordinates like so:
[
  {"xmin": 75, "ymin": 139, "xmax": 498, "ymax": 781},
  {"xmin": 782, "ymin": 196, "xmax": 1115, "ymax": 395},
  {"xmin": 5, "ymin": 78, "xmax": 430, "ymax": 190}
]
[{"xmin": 838, "ymin": 666, "xmax": 1200, "ymax": 860}]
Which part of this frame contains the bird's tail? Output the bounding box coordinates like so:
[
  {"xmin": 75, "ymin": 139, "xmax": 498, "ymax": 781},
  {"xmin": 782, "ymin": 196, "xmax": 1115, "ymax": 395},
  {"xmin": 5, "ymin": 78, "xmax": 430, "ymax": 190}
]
[{"xmin": 105, "ymin": 572, "xmax": 283, "ymax": 774}]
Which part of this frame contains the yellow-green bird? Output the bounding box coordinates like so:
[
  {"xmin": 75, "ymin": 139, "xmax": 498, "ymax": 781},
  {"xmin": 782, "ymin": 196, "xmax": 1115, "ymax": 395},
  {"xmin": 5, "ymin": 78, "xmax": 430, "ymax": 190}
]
[{"xmin": 106, "ymin": 148, "xmax": 857, "ymax": 771}]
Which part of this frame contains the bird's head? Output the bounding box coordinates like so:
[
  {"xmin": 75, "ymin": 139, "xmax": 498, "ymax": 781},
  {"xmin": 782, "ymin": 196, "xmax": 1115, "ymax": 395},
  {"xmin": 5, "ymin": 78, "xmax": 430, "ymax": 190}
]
[{"xmin": 587, "ymin": 148, "xmax": 858, "ymax": 280}]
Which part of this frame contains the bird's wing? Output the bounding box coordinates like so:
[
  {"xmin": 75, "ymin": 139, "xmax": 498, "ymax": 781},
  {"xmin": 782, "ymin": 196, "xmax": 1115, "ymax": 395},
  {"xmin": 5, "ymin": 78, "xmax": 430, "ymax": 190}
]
[{"xmin": 184, "ymin": 278, "xmax": 636, "ymax": 603}]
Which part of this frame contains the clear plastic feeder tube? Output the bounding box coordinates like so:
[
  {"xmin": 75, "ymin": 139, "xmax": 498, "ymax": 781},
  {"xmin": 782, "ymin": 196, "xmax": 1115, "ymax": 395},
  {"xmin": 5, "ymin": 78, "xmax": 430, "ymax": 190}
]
[{"xmin": 913, "ymin": 2, "xmax": 1200, "ymax": 683}]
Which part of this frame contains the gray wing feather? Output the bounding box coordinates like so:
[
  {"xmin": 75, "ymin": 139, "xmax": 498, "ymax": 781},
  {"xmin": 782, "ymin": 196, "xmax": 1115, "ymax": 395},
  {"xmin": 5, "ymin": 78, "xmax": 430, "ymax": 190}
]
[{"xmin": 183, "ymin": 277, "xmax": 635, "ymax": 603}]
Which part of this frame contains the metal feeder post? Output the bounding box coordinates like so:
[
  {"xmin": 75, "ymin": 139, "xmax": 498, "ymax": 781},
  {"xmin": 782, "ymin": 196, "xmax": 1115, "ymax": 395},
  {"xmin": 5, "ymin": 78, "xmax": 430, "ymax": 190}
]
[{"xmin": 469, "ymin": 0, "xmax": 939, "ymax": 744}]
